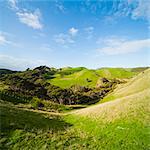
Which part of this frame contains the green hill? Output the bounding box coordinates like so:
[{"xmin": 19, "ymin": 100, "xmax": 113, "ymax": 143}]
[
  {"xmin": 68, "ymin": 68, "xmax": 150, "ymax": 149},
  {"xmin": 101, "ymin": 68, "xmax": 150, "ymax": 103},
  {"xmin": 50, "ymin": 69, "xmax": 99, "ymax": 88},
  {"xmin": 74, "ymin": 68, "xmax": 150, "ymax": 116},
  {"xmin": 49, "ymin": 67, "xmax": 142, "ymax": 88},
  {"xmin": 96, "ymin": 68, "xmax": 136, "ymax": 79}
]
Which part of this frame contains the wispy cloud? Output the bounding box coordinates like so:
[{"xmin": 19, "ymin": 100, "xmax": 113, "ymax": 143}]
[
  {"xmin": 97, "ymin": 36, "xmax": 150, "ymax": 55},
  {"xmin": 81, "ymin": 0, "xmax": 149, "ymax": 27},
  {"xmin": 84, "ymin": 26, "xmax": 94, "ymax": 39},
  {"xmin": 40, "ymin": 44, "xmax": 54, "ymax": 52},
  {"xmin": 0, "ymin": 34, "xmax": 8, "ymax": 45},
  {"xmin": 69, "ymin": 27, "xmax": 78, "ymax": 36},
  {"xmin": 55, "ymin": 2, "xmax": 65, "ymax": 13},
  {"xmin": 8, "ymin": 0, "xmax": 18, "ymax": 10},
  {"xmin": 0, "ymin": 32, "xmax": 21, "ymax": 47},
  {"xmin": 8, "ymin": 0, "xmax": 43, "ymax": 30},
  {"xmin": 54, "ymin": 27, "xmax": 79, "ymax": 45},
  {"xmin": 54, "ymin": 33, "xmax": 74, "ymax": 45},
  {"xmin": 16, "ymin": 9, "xmax": 42, "ymax": 29},
  {"xmin": 0, "ymin": 54, "xmax": 47, "ymax": 71},
  {"xmin": 131, "ymin": 0, "xmax": 150, "ymax": 20}
]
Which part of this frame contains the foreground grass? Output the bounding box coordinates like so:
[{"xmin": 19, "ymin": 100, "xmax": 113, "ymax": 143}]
[{"xmin": 1, "ymin": 91, "xmax": 149, "ymax": 150}]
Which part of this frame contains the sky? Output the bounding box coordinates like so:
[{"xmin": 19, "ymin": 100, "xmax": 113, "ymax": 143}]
[{"xmin": 0, "ymin": 0, "xmax": 150, "ymax": 70}]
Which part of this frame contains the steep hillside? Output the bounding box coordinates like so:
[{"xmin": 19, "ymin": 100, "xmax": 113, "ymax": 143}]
[{"xmin": 101, "ymin": 68, "xmax": 150, "ymax": 103}]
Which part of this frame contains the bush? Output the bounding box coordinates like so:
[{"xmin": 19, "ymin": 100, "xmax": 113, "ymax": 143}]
[
  {"xmin": 31, "ymin": 97, "xmax": 44, "ymax": 109},
  {"xmin": 31, "ymin": 97, "xmax": 71, "ymax": 112}
]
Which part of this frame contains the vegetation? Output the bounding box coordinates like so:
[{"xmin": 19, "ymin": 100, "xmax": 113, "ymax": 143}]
[
  {"xmin": 0, "ymin": 66, "xmax": 123, "ymax": 106},
  {"xmin": 101, "ymin": 68, "xmax": 150, "ymax": 103},
  {"xmin": 96, "ymin": 68, "xmax": 136, "ymax": 79},
  {"xmin": 0, "ymin": 67, "xmax": 149, "ymax": 149},
  {"xmin": 0, "ymin": 69, "xmax": 17, "ymax": 77},
  {"xmin": 50, "ymin": 67, "xmax": 148, "ymax": 88}
]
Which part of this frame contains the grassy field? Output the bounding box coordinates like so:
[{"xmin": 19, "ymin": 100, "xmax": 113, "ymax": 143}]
[
  {"xmin": 50, "ymin": 68, "xmax": 137, "ymax": 88},
  {"xmin": 0, "ymin": 69, "xmax": 150, "ymax": 149}
]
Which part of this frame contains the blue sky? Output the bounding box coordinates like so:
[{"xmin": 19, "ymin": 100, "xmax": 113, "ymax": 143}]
[{"xmin": 0, "ymin": 0, "xmax": 150, "ymax": 70}]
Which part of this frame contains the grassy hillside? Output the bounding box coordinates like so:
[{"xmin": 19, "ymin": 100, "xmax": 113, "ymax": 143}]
[
  {"xmin": 68, "ymin": 68, "xmax": 150, "ymax": 149},
  {"xmin": 96, "ymin": 68, "xmax": 136, "ymax": 79},
  {"xmin": 1, "ymin": 68, "xmax": 150, "ymax": 149},
  {"xmin": 50, "ymin": 69, "xmax": 99, "ymax": 88},
  {"xmin": 101, "ymin": 68, "xmax": 150, "ymax": 103},
  {"xmin": 73, "ymin": 69, "xmax": 150, "ymax": 119},
  {"xmin": 49, "ymin": 67, "xmax": 139, "ymax": 88}
]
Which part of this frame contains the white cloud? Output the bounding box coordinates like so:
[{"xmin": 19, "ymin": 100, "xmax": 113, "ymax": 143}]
[
  {"xmin": 8, "ymin": 0, "xmax": 43, "ymax": 30},
  {"xmin": 97, "ymin": 36, "xmax": 150, "ymax": 55},
  {"xmin": 16, "ymin": 9, "xmax": 42, "ymax": 29},
  {"xmin": 0, "ymin": 35, "xmax": 8, "ymax": 45},
  {"xmin": 54, "ymin": 33, "xmax": 74, "ymax": 44},
  {"xmin": 131, "ymin": 0, "xmax": 150, "ymax": 20},
  {"xmin": 69, "ymin": 27, "xmax": 78, "ymax": 36},
  {"xmin": 0, "ymin": 54, "xmax": 47, "ymax": 71}
]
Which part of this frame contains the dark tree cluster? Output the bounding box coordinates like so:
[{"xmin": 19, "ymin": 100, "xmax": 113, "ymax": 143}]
[{"xmin": 0, "ymin": 66, "xmax": 121, "ymax": 105}]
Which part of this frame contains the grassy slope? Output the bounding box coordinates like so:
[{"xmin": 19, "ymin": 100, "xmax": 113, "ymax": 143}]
[
  {"xmin": 96, "ymin": 68, "xmax": 136, "ymax": 79},
  {"xmin": 73, "ymin": 69, "xmax": 150, "ymax": 118},
  {"xmin": 0, "ymin": 103, "xmax": 74, "ymax": 150},
  {"xmin": 101, "ymin": 68, "xmax": 150, "ymax": 103},
  {"xmin": 50, "ymin": 68, "xmax": 137, "ymax": 88},
  {"xmin": 1, "ymin": 69, "xmax": 150, "ymax": 149},
  {"xmin": 67, "ymin": 69, "xmax": 150, "ymax": 149},
  {"xmin": 50, "ymin": 69, "xmax": 99, "ymax": 88}
]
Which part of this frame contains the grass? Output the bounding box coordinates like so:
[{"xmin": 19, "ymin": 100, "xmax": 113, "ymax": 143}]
[
  {"xmin": 96, "ymin": 68, "xmax": 136, "ymax": 79},
  {"xmin": 0, "ymin": 103, "xmax": 74, "ymax": 150},
  {"xmin": 0, "ymin": 68, "xmax": 150, "ymax": 149},
  {"xmin": 50, "ymin": 69, "xmax": 99, "ymax": 88},
  {"xmin": 65, "ymin": 114, "xmax": 150, "ymax": 150},
  {"xmin": 101, "ymin": 68, "xmax": 150, "ymax": 103},
  {"xmin": 49, "ymin": 68, "xmax": 137, "ymax": 88},
  {"xmin": 1, "ymin": 93, "xmax": 149, "ymax": 150}
]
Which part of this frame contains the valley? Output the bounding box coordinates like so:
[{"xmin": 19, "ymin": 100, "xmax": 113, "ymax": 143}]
[{"xmin": 0, "ymin": 67, "xmax": 149, "ymax": 149}]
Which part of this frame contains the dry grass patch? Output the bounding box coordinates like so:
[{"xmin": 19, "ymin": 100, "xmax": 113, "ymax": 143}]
[{"xmin": 73, "ymin": 89, "xmax": 150, "ymax": 123}]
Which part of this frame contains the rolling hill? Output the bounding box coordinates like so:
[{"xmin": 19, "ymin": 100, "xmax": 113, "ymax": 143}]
[
  {"xmin": 49, "ymin": 67, "xmax": 145, "ymax": 88},
  {"xmin": 0, "ymin": 67, "xmax": 149, "ymax": 149},
  {"xmin": 50, "ymin": 68, "xmax": 99, "ymax": 88},
  {"xmin": 74, "ymin": 68, "xmax": 150, "ymax": 118},
  {"xmin": 66, "ymin": 68, "xmax": 150, "ymax": 149}
]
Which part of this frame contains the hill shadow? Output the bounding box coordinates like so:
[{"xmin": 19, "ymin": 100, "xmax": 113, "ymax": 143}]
[{"xmin": 0, "ymin": 104, "xmax": 72, "ymax": 134}]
